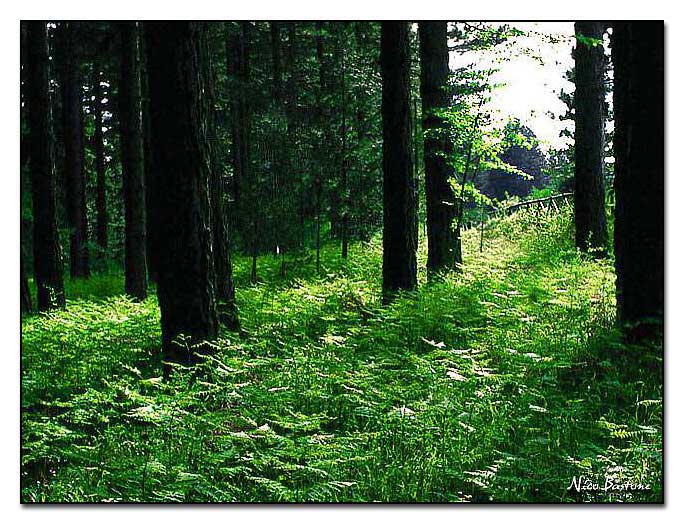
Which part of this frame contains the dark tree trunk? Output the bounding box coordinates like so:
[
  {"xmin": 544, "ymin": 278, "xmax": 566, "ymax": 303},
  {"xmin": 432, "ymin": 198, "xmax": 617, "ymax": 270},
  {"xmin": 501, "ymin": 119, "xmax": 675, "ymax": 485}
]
[
  {"xmin": 226, "ymin": 23, "xmax": 250, "ymax": 216},
  {"xmin": 340, "ymin": 27, "xmax": 349, "ymax": 259},
  {"xmin": 211, "ymin": 155, "xmax": 239, "ymax": 330},
  {"xmin": 328, "ymin": 32, "xmax": 341, "ymax": 241},
  {"xmin": 119, "ymin": 22, "xmax": 148, "ymax": 301},
  {"xmin": 412, "ymin": 97, "xmax": 421, "ymax": 241},
  {"xmin": 612, "ymin": 22, "xmax": 664, "ymax": 332},
  {"xmin": 92, "ymin": 62, "xmax": 108, "ymax": 254},
  {"xmin": 274, "ymin": 22, "xmax": 302, "ymax": 272},
  {"xmin": 140, "ymin": 25, "xmax": 158, "ymax": 283},
  {"xmin": 574, "ymin": 21, "xmax": 608, "ymax": 254},
  {"xmin": 277, "ymin": 21, "xmax": 291, "ymax": 275},
  {"xmin": 270, "ymin": 22, "xmax": 282, "ymax": 103},
  {"xmin": 419, "ymin": 21, "xmax": 457, "ymax": 273},
  {"xmin": 145, "ymin": 22, "xmax": 219, "ymax": 369},
  {"xmin": 25, "ymin": 21, "xmax": 65, "ymax": 311},
  {"xmin": 58, "ymin": 22, "xmax": 89, "ymax": 278},
  {"xmin": 288, "ymin": 23, "xmax": 306, "ymax": 250},
  {"xmin": 315, "ymin": 22, "xmax": 329, "ymax": 268},
  {"xmin": 207, "ymin": 33, "xmax": 239, "ymax": 331},
  {"xmin": 380, "ymin": 22, "xmax": 417, "ymax": 300}
]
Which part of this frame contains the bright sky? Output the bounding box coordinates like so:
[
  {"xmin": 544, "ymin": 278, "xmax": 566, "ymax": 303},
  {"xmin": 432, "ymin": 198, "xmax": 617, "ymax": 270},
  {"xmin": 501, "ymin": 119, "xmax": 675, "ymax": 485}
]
[{"xmin": 450, "ymin": 22, "xmax": 575, "ymax": 152}]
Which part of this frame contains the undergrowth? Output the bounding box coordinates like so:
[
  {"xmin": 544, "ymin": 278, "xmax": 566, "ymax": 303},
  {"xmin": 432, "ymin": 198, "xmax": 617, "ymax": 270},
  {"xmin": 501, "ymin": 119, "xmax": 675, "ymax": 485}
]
[{"xmin": 21, "ymin": 208, "xmax": 663, "ymax": 502}]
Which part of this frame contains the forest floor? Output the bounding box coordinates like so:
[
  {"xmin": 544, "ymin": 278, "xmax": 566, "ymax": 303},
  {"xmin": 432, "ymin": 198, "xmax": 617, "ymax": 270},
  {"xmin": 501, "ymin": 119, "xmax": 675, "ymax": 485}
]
[{"xmin": 21, "ymin": 208, "xmax": 662, "ymax": 502}]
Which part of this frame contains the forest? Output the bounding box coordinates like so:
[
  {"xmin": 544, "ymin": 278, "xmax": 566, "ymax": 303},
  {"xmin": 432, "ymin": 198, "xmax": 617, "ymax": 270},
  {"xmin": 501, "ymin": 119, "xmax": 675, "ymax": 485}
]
[{"xmin": 20, "ymin": 20, "xmax": 663, "ymax": 503}]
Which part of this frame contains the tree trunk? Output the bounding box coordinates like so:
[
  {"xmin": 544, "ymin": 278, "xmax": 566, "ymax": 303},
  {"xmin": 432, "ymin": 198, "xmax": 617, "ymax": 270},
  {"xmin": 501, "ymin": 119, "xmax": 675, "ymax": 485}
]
[
  {"xmin": 277, "ymin": 22, "xmax": 291, "ymax": 275},
  {"xmin": 207, "ymin": 32, "xmax": 239, "ymax": 331},
  {"xmin": 612, "ymin": 22, "xmax": 664, "ymax": 333},
  {"xmin": 574, "ymin": 21, "xmax": 608, "ymax": 254},
  {"xmin": 25, "ymin": 21, "xmax": 66, "ymax": 311},
  {"xmin": 413, "ymin": 97, "xmax": 422, "ymax": 241},
  {"xmin": 211, "ymin": 135, "xmax": 239, "ymax": 330},
  {"xmin": 315, "ymin": 22, "xmax": 328, "ymax": 269},
  {"xmin": 145, "ymin": 22, "xmax": 219, "ymax": 369},
  {"xmin": 314, "ymin": 22, "xmax": 330, "ymax": 273},
  {"xmin": 419, "ymin": 21, "xmax": 457, "ymax": 273},
  {"xmin": 270, "ymin": 22, "xmax": 282, "ymax": 103},
  {"xmin": 58, "ymin": 22, "xmax": 89, "ymax": 279},
  {"xmin": 289, "ymin": 23, "xmax": 306, "ymax": 250},
  {"xmin": 119, "ymin": 22, "xmax": 148, "ymax": 301},
  {"xmin": 92, "ymin": 62, "xmax": 108, "ymax": 255},
  {"xmin": 381, "ymin": 22, "xmax": 417, "ymax": 300},
  {"xmin": 226, "ymin": 23, "xmax": 250, "ymax": 220},
  {"xmin": 140, "ymin": 24, "xmax": 158, "ymax": 283},
  {"xmin": 327, "ymin": 25, "xmax": 341, "ymax": 240},
  {"xmin": 280, "ymin": 22, "xmax": 301, "ymax": 270},
  {"xmin": 340, "ymin": 26, "xmax": 349, "ymax": 259}
]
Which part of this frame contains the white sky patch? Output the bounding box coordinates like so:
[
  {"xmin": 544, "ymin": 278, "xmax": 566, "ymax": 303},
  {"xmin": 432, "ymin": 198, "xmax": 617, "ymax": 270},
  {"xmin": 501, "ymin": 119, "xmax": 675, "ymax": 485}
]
[{"xmin": 450, "ymin": 22, "xmax": 575, "ymax": 152}]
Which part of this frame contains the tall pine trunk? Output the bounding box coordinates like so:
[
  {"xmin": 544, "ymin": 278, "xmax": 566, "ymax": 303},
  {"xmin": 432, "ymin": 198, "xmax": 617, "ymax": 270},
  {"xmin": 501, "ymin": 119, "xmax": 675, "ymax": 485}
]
[
  {"xmin": 340, "ymin": 26, "xmax": 349, "ymax": 259},
  {"xmin": 145, "ymin": 22, "xmax": 219, "ymax": 369},
  {"xmin": 419, "ymin": 21, "xmax": 457, "ymax": 273},
  {"xmin": 92, "ymin": 62, "xmax": 108, "ymax": 255},
  {"xmin": 270, "ymin": 22, "xmax": 282, "ymax": 105},
  {"xmin": 207, "ymin": 32, "xmax": 239, "ymax": 331},
  {"xmin": 315, "ymin": 22, "xmax": 328, "ymax": 270},
  {"xmin": 226, "ymin": 23, "xmax": 250, "ymax": 228},
  {"xmin": 276, "ymin": 21, "xmax": 290, "ymax": 275},
  {"xmin": 574, "ymin": 21, "xmax": 608, "ymax": 254},
  {"xmin": 381, "ymin": 22, "xmax": 417, "ymax": 300},
  {"xmin": 140, "ymin": 25, "xmax": 158, "ymax": 283},
  {"xmin": 58, "ymin": 22, "xmax": 89, "ymax": 278},
  {"xmin": 119, "ymin": 22, "xmax": 148, "ymax": 300},
  {"xmin": 612, "ymin": 22, "xmax": 664, "ymax": 333},
  {"xmin": 210, "ymin": 141, "xmax": 239, "ymax": 330},
  {"xmin": 25, "ymin": 21, "xmax": 65, "ymax": 311}
]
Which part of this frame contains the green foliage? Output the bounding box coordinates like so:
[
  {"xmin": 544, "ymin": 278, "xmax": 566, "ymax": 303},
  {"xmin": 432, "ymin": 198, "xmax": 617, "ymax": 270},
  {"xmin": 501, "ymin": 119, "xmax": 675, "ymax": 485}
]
[
  {"xmin": 575, "ymin": 33, "xmax": 603, "ymax": 50},
  {"xmin": 529, "ymin": 186, "xmax": 553, "ymax": 200},
  {"xmin": 22, "ymin": 210, "xmax": 662, "ymax": 502}
]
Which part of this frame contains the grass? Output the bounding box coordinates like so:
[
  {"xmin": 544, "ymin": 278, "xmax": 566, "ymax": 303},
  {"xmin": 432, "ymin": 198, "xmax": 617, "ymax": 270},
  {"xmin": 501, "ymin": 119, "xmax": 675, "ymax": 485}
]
[{"xmin": 21, "ymin": 207, "xmax": 663, "ymax": 502}]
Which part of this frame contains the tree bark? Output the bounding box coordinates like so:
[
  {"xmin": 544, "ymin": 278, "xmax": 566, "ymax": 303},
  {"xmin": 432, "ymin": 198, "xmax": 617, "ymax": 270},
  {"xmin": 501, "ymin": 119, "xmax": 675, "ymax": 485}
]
[
  {"xmin": 612, "ymin": 22, "xmax": 664, "ymax": 332},
  {"xmin": 288, "ymin": 23, "xmax": 306, "ymax": 251},
  {"xmin": 278, "ymin": 22, "xmax": 294, "ymax": 275},
  {"xmin": 145, "ymin": 22, "xmax": 219, "ymax": 369},
  {"xmin": 207, "ymin": 31, "xmax": 239, "ymax": 331},
  {"xmin": 211, "ymin": 148, "xmax": 239, "ymax": 330},
  {"xmin": 270, "ymin": 22, "xmax": 282, "ymax": 103},
  {"xmin": 574, "ymin": 21, "xmax": 608, "ymax": 253},
  {"xmin": 328, "ymin": 31, "xmax": 341, "ymax": 240},
  {"xmin": 314, "ymin": 22, "xmax": 328, "ymax": 272},
  {"xmin": 340, "ymin": 25, "xmax": 349, "ymax": 259},
  {"xmin": 140, "ymin": 24, "xmax": 158, "ymax": 283},
  {"xmin": 119, "ymin": 22, "xmax": 148, "ymax": 301},
  {"xmin": 25, "ymin": 21, "xmax": 66, "ymax": 310},
  {"xmin": 58, "ymin": 22, "xmax": 89, "ymax": 278},
  {"xmin": 381, "ymin": 22, "xmax": 417, "ymax": 300},
  {"xmin": 226, "ymin": 23, "xmax": 250, "ymax": 218},
  {"xmin": 419, "ymin": 21, "xmax": 457, "ymax": 273},
  {"xmin": 92, "ymin": 62, "xmax": 108, "ymax": 254}
]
